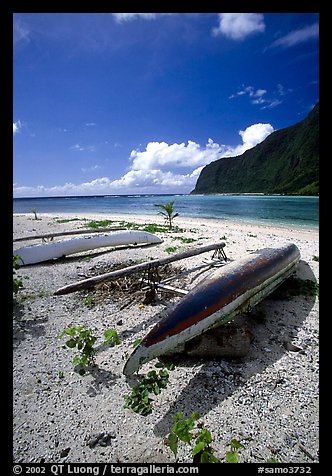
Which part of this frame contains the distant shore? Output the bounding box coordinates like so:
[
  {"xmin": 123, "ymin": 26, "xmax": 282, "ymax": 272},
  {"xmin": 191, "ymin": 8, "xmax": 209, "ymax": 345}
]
[{"xmin": 13, "ymin": 212, "xmax": 319, "ymax": 463}]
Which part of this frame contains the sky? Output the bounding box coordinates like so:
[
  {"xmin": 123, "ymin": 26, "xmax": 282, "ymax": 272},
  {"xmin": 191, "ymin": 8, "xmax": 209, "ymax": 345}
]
[{"xmin": 13, "ymin": 12, "xmax": 319, "ymax": 198}]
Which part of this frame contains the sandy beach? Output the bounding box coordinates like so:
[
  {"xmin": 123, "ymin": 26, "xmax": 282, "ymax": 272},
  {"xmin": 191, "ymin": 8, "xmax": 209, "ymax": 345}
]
[{"xmin": 13, "ymin": 212, "xmax": 319, "ymax": 464}]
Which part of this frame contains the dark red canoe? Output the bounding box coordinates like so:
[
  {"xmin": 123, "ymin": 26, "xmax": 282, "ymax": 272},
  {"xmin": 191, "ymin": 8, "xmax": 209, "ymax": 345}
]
[{"xmin": 123, "ymin": 243, "xmax": 300, "ymax": 375}]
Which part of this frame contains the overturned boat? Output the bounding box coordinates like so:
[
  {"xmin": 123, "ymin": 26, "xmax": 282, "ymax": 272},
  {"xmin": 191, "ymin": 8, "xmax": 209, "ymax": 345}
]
[{"xmin": 123, "ymin": 243, "xmax": 300, "ymax": 375}]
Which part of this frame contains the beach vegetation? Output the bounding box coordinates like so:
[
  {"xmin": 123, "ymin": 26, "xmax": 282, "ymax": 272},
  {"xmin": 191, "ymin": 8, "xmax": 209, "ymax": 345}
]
[
  {"xmin": 86, "ymin": 219, "xmax": 115, "ymax": 228},
  {"xmin": 115, "ymin": 220, "xmax": 184, "ymax": 234},
  {"xmin": 225, "ymin": 438, "xmax": 245, "ymax": 463},
  {"xmin": 141, "ymin": 223, "xmax": 168, "ymax": 233},
  {"xmin": 154, "ymin": 201, "xmax": 179, "ymax": 230},
  {"xmin": 31, "ymin": 208, "xmax": 39, "ymax": 220},
  {"xmin": 15, "ymin": 288, "xmax": 51, "ymax": 302},
  {"xmin": 123, "ymin": 360, "xmax": 175, "ymax": 415},
  {"xmin": 312, "ymin": 255, "xmax": 319, "ymax": 262},
  {"xmin": 172, "ymin": 236, "xmax": 196, "ymax": 243},
  {"xmin": 83, "ymin": 295, "xmax": 94, "ymax": 308},
  {"xmin": 165, "ymin": 246, "xmax": 178, "ymax": 254},
  {"xmin": 271, "ymin": 276, "xmax": 319, "ymax": 299},
  {"xmin": 59, "ymin": 325, "xmax": 120, "ymax": 375},
  {"xmin": 54, "ymin": 217, "xmax": 83, "ymax": 223},
  {"xmin": 166, "ymin": 411, "xmax": 221, "ymax": 463},
  {"xmin": 13, "ymin": 255, "xmax": 23, "ymax": 294}
]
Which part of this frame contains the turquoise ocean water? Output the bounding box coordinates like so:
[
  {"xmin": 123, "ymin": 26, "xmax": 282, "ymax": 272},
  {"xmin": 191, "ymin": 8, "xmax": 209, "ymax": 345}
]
[{"xmin": 13, "ymin": 194, "xmax": 319, "ymax": 230}]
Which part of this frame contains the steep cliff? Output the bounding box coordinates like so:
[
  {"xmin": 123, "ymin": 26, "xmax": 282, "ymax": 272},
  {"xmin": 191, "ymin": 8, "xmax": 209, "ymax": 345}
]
[{"xmin": 191, "ymin": 103, "xmax": 319, "ymax": 195}]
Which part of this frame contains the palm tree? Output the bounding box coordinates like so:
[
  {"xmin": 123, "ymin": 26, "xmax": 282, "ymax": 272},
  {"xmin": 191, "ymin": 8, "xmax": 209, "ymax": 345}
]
[{"xmin": 154, "ymin": 201, "xmax": 179, "ymax": 230}]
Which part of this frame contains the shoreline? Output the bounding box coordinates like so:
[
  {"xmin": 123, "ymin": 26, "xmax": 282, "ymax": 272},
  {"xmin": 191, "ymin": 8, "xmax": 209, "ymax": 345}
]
[
  {"xmin": 13, "ymin": 211, "xmax": 319, "ymax": 240},
  {"xmin": 13, "ymin": 212, "xmax": 319, "ymax": 463}
]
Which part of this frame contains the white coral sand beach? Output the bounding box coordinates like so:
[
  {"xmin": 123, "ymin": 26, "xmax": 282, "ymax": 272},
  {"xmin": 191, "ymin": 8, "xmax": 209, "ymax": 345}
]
[{"xmin": 13, "ymin": 213, "xmax": 319, "ymax": 463}]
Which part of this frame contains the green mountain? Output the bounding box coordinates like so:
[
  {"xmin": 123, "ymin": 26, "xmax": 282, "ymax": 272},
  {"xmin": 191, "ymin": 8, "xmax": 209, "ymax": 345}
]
[{"xmin": 191, "ymin": 102, "xmax": 319, "ymax": 196}]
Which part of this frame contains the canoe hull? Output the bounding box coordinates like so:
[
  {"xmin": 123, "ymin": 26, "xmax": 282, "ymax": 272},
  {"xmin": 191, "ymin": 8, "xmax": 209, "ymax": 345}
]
[
  {"xmin": 123, "ymin": 243, "xmax": 300, "ymax": 375},
  {"xmin": 14, "ymin": 230, "xmax": 162, "ymax": 265}
]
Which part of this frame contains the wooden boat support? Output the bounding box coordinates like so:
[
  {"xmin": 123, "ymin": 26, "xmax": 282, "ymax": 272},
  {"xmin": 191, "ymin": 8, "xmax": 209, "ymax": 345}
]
[{"xmin": 54, "ymin": 242, "xmax": 227, "ymax": 296}]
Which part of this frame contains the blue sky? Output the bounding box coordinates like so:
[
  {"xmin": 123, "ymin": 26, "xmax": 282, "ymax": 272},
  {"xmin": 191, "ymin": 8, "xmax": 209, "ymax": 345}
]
[{"xmin": 13, "ymin": 12, "xmax": 319, "ymax": 197}]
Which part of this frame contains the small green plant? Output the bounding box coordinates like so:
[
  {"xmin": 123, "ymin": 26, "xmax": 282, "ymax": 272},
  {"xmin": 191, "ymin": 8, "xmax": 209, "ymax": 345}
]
[
  {"xmin": 83, "ymin": 296, "xmax": 95, "ymax": 308},
  {"xmin": 225, "ymin": 438, "xmax": 245, "ymax": 463},
  {"xmin": 86, "ymin": 219, "xmax": 114, "ymax": 228},
  {"xmin": 13, "ymin": 255, "xmax": 23, "ymax": 294},
  {"xmin": 31, "ymin": 208, "xmax": 38, "ymax": 220},
  {"xmin": 59, "ymin": 325, "xmax": 120, "ymax": 374},
  {"xmin": 154, "ymin": 201, "xmax": 179, "ymax": 230},
  {"xmin": 172, "ymin": 236, "xmax": 196, "ymax": 243},
  {"xmin": 54, "ymin": 218, "xmax": 82, "ymax": 223},
  {"xmin": 312, "ymin": 255, "xmax": 319, "ymax": 262},
  {"xmin": 166, "ymin": 411, "xmax": 220, "ymax": 463},
  {"xmin": 124, "ymin": 360, "xmax": 175, "ymax": 415},
  {"xmin": 165, "ymin": 246, "xmax": 178, "ymax": 254}
]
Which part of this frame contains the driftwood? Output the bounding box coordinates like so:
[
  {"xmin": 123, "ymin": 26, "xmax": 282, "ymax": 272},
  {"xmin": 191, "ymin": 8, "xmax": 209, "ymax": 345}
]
[
  {"xmin": 54, "ymin": 242, "xmax": 226, "ymax": 296},
  {"xmin": 13, "ymin": 227, "xmax": 126, "ymax": 243}
]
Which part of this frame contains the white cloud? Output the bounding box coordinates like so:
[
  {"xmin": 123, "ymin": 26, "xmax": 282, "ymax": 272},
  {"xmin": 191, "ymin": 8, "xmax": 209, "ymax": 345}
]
[
  {"xmin": 270, "ymin": 23, "xmax": 319, "ymax": 49},
  {"xmin": 229, "ymin": 84, "xmax": 286, "ymax": 109},
  {"xmin": 129, "ymin": 138, "xmax": 228, "ymax": 171},
  {"xmin": 237, "ymin": 123, "xmax": 274, "ymax": 152},
  {"xmin": 70, "ymin": 144, "xmax": 95, "ymax": 152},
  {"xmin": 212, "ymin": 13, "xmax": 265, "ymax": 40},
  {"xmin": 230, "ymin": 85, "xmax": 267, "ymax": 101},
  {"xmin": 112, "ymin": 13, "xmax": 165, "ymax": 23},
  {"xmin": 13, "ymin": 120, "xmax": 22, "ymax": 135},
  {"xmin": 81, "ymin": 165, "xmax": 102, "ymax": 173},
  {"xmin": 13, "ymin": 18, "xmax": 31, "ymax": 46},
  {"xmin": 14, "ymin": 119, "xmax": 277, "ymax": 199},
  {"xmin": 14, "ymin": 123, "xmax": 275, "ymax": 197}
]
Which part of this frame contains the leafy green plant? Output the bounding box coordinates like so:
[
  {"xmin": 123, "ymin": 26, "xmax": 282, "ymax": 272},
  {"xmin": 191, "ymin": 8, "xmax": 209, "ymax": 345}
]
[
  {"xmin": 225, "ymin": 438, "xmax": 244, "ymax": 463},
  {"xmin": 124, "ymin": 360, "xmax": 175, "ymax": 415},
  {"xmin": 13, "ymin": 255, "xmax": 23, "ymax": 294},
  {"xmin": 59, "ymin": 325, "xmax": 120, "ymax": 374},
  {"xmin": 31, "ymin": 208, "xmax": 38, "ymax": 220},
  {"xmin": 312, "ymin": 255, "xmax": 319, "ymax": 262},
  {"xmin": 166, "ymin": 411, "xmax": 220, "ymax": 463},
  {"xmin": 83, "ymin": 296, "xmax": 95, "ymax": 308},
  {"xmin": 154, "ymin": 201, "xmax": 179, "ymax": 230}
]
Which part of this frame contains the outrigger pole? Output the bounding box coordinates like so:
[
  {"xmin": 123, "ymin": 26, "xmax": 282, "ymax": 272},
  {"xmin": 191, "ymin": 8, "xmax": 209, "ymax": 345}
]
[{"xmin": 54, "ymin": 242, "xmax": 227, "ymax": 296}]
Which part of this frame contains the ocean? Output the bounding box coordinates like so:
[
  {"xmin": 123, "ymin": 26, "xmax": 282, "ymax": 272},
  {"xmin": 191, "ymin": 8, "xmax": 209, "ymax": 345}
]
[{"xmin": 13, "ymin": 194, "xmax": 319, "ymax": 230}]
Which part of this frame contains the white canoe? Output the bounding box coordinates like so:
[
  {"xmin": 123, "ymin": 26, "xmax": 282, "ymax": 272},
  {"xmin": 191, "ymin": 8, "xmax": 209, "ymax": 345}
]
[{"xmin": 14, "ymin": 230, "xmax": 162, "ymax": 266}]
